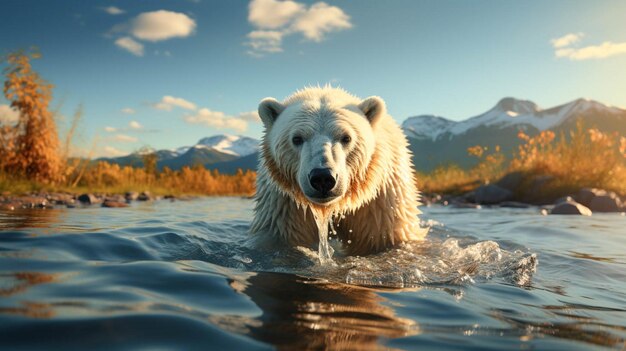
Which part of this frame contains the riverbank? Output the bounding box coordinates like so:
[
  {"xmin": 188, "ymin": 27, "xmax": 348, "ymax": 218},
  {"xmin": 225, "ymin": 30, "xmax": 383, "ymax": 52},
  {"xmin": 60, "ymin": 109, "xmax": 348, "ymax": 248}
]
[
  {"xmin": 421, "ymin": 171, "xmax": 626, "ymax": 216},
  {"xmin": 0, "ymin": 190, "xmax": 203, "ymax": 211}
]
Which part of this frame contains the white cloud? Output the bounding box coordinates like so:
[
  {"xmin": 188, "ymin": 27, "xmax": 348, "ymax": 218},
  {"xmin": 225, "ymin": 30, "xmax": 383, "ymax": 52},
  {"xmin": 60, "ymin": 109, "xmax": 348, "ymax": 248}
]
[
  {"xmin": 237, "ymin": 110, "xmax": 261, "ymax": 122},
  {"xmin": 115, "ymin": 36, "xmax": 144, "ymax": 56},
  {"xmin": 131, "ymin": 10, "xmax": 196, "ymax": 42},
  {"xmin": 129, "ymin": 121, "xmax": 142, "ymax": 129},
  {"xmin": 551, "ymin": 33, "xmax": 626, "ymax": 61},
  {"xmin": 103, "ymin": 6, "xmax": 125, "ymax": 15},
  {"xmin": 184, "ymin": 108, "xmax": 253, "ymax": 132},
  {"xmin": 0, "ymin": 104, "xmax": 20, "ymax": 124},
  {"xmin": 121, "ymin": 107, "xmax": 136, "ymax": 114},
  {"xmin": 104, "ymin": 126, "xmax": 117, "ymax": 132},
  {"xmin": 246, "ymin": 30, "xmax": 284, "ymax": 55},
  {"xmin": 248, "ymin": 0, "xmax": 304, "ymax": 29},
  {"xmin": 114, "ymin": 134, "xmax": 138, "ymax": 143},
  {"xmin": 290, "ymin": 2, "xmax": 352, "ymax": 42},
  {"xmin": 556, "ymin": 41, "xmax": 626, "ymax": 60},
  {"xmin": 153, "ymin": 96, "xmax": 197, "ymax": 111},
  {"xmin": 103, "ymin": 146, "xmax": 127, "ymax": 157},
  {"xmin": 551, "ymin": 33, "xmax": 583, "ymax": 48},
  {"xmin": 245, "ymin": 0, "xmax": 351, "ymax": 56}
]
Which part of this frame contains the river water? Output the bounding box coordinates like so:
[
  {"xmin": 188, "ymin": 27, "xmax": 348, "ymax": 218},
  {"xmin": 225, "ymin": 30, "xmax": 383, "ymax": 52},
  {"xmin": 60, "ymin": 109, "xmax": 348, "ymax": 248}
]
[{"xmin": 0, "ymin": 198, "xmax": 624, "ymax": 350}]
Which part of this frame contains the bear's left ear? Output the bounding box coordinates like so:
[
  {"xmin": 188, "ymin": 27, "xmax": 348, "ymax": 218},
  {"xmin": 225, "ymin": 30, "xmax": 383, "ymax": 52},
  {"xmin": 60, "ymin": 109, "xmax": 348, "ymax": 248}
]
[
  {"xmin": 358, "ymin": 96, "xmax": 386, "ymax": 125},
  {"xmin": 258, "ymin": 98, "xmax": 285, "ymax": 129}
]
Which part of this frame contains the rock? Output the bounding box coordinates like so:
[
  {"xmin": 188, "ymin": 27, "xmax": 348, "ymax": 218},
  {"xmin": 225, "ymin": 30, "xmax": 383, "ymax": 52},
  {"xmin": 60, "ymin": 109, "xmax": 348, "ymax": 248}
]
[
  {"xmin": 48, "ymin": 193, "xmax": 75, "ymax": 205},
  {"xmin": 575, "ymin": 188, "xmax": 606, "ymax": 207},
  {"xmin": 529, "ymin": 175, "xmax": 554, "ymax": 193},
  {"xmin": 551, "ymin": 201, "xmax": 592, "ymax": 216},
  {"xmin": 18, "ymin": 196, "xmax": 48, "ymax": 208},
  {"xmin": 102, "ymin": 200, "xmax": 129, "ymax": 208},
  {"xmin": 125, "ymin": 191, "xmax": 139, "ymax": 202},
  {"xmin": 105, "ymin": 195, "xmax": 126, "ymax": 203},
  {"xmin": 589, "ymin": 193, "xmax": 622, "ymax": 212},
  {"xmin": 496, "ymin": 171, "xmax": 525, "ymax": 191},
  {"xmin": 518, "ymin": 175, "xmax": 557, "ymax": 204},
  {"xmin": 77, "ymin": 193, "xmax": 100, "ymax": 205},
  {"xmin": 420, "ymin": 194, "xmax": 437, "ymax": 206},
  {"xmin": 555, "ymin": 196, "xmax": 574, "ymax": 204},
  {"xmin": 500, "ymin": 201, "xmax": 532, "ymax": 208},
  {"xmin": 474, "ymin": 184, "xmax": 513, "ymax": 204},
  {"xmin": 137, "ymin": 191, "xmax": 152, "ymax": 201},
  {"xmin": 463, "ymin": 191, "xmax": 476, "ymax": 203},
  {"xmin": 452, "ymin": 202, "xmax": 481, "ymax": 209}
]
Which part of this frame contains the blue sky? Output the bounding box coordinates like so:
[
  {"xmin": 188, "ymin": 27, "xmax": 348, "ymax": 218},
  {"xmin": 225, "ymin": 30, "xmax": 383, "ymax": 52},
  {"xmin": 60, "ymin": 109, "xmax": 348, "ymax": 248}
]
[{"xmin": 1, "ymin": 0, "xmax": 625, "ymax": 157}]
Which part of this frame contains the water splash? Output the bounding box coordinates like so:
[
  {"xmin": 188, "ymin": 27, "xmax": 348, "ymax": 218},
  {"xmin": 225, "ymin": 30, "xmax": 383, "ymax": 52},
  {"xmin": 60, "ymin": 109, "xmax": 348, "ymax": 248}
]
[
  {"xmin": 309, "ymin": 207, "xmax": 336, "ymax": 266},
  {"xmin": 300, "ymin": 231, "xmax": 537, "ymax": 289}
]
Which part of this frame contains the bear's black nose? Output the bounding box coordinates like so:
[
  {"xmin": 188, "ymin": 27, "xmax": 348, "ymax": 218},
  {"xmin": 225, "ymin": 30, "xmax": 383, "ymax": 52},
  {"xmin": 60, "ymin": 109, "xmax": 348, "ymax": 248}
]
[{"xmin": 309, "ymin": 168, "xmax": 336, "ymax": 194}]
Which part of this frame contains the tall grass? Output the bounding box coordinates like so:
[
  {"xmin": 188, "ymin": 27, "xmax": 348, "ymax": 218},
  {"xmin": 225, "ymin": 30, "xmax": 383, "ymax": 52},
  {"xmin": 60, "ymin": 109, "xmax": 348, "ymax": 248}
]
[
  {"xmin": 418, "ymin": 120, "xmax": 626, "ymax": 197},
  {"xmin": 417, "ymin": 145, "xmax": 506, "ymax": 194},
  {"xmin": 75, "ymin": 162, "xmax": 256, "ymax": 196}
]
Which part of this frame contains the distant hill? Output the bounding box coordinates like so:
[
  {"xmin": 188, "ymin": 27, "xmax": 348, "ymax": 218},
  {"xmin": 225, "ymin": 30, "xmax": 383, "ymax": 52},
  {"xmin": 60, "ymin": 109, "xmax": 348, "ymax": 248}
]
[
  {"xmin": 97, "ymin": 135, "xmax": 261, "ymax": 172},
  {"xmin": 402, "ymin": 98, "xmax": 626, "ymax": 171},
  {"xmin": 206, "ymin": 152, "xmax": 260, "ymax": 174}
]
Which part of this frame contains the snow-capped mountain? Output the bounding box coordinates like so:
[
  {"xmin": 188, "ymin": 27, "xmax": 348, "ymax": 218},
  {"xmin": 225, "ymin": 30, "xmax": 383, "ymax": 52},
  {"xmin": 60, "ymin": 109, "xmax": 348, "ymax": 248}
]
[
  {"xmin": 402, "ymin": 97, "xmax": 626, "ymax": 171},
  {"xmin": 195, "ymin": 135, "xmax": 260, "ymax": 157},
  {"xmin": 98, "ymin": 134, "xmax": 261, "ymax": 173},
  {"xmin": 402, "ymin": 97, "xmax": 625, "ymax": 141},
  {"xmin": 402, "ymin": 115, "xmax": 455, "ymax": 141}
]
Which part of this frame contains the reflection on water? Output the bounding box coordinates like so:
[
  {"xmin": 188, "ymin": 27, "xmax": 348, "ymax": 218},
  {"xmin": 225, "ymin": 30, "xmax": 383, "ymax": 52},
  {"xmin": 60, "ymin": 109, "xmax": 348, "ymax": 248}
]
[
  {"xmin": 231, "ymin": 272, "xmax": 418, "ymax": 350},
  {"xmin": 0, "ymin": 199, "xmax": 625, "ymax": 350},
  {"xmin": 0, "ymin": 272, "xmax": 59, "ymax": 297},
  {"xmin": 0, "ymin": 208, "xmax": 62, "ymax": 231}
]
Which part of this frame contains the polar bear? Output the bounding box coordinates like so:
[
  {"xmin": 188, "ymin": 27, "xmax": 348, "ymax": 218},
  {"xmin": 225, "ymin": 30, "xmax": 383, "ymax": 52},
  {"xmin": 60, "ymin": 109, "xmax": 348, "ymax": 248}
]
[{"xmin": 250, "ymin": 86, "xmax": 427, "ymax": 256}]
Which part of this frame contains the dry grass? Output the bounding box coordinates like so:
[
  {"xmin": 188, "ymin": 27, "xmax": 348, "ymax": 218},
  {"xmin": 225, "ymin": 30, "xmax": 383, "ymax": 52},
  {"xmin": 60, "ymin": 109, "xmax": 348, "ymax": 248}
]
[
  {"xmin": 418, "ymin": 120, "xmax": 626, "ymax": 197},
  {"xmin": 417, "ymin": 145, "xmax": 506, "ymax": 194},
  {"xmin": 76, "ymin": 162, "xmax": 256, "ymax": 196},
  {"xmin": 0, "ymin": 163, "xmax": 256, "ymax": 197}
]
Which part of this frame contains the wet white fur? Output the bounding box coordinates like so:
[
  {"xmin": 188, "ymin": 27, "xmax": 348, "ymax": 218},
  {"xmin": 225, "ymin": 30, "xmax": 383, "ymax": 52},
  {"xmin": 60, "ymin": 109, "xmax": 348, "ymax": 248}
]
[{"xmin": 250, "ymin": 86, "xmax": 427, "ymax": 255}]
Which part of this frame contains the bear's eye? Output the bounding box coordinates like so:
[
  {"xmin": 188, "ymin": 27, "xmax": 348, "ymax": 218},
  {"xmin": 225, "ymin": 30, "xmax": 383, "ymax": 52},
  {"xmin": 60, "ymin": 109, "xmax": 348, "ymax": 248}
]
[
  {"xmin": 341, "ymin": 134, "xmax": 352, "ymax": 144},
  {"xmin": 292, "ymin": 135, "xmax": 304, "ymax": 146}
]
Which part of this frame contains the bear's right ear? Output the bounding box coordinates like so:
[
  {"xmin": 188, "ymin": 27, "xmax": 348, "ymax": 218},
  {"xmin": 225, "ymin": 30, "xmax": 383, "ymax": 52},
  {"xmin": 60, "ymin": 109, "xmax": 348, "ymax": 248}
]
[
  {"xmin": 258, "ymin": 98, "xmax": 284, "ymax": 129},
  {"xmin": 358, "ymin": 96, "xmax": 386, "ymax": 125}
]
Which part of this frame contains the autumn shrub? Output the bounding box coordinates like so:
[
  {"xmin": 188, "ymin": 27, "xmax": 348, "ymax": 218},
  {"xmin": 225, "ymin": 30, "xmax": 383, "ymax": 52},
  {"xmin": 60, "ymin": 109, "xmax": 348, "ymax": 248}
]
[
  {"xmin": 418, "ymin": 145, "xmax": 505, "ymax": 194},
  {"xmin": 1, "ymin": 51, "xmax": 63, "ymax": 184},
  {"xmin": 70, "ymin": 162, "xmax": 256, "ymax": 196},
  {"xmin": 510, "ymin": 120, "xmax": 626, "ymax": 195}
]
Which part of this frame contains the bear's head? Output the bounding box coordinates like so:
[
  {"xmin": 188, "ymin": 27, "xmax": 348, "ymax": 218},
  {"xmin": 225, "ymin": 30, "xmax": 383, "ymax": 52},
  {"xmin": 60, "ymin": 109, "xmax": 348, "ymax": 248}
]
[{"xmin": 258, "ymin": 88, "xmax": 386, "ymax": 208}]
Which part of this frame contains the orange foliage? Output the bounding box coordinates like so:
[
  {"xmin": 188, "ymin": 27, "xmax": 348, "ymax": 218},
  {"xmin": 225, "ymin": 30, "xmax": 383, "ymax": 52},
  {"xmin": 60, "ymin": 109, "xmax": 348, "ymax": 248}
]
[
  {"xmin": 75, "ymin": 162, "xmax": 256, "ymax": 196},
  {"xmin": 420, "ymin": 121, "xmax": 626, "ymax": 195},
  {"xmin": 510, "ymin": 121, "xmax": 624, "ymax": 188},
  {"xmin": 1, "ymin": 50, "xmax": 63, "ymax": 184}
]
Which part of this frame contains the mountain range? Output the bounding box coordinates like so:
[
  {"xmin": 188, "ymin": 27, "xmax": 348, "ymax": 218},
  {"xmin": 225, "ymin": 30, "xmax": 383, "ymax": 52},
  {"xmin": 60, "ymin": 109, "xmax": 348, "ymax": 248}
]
[
  {"xmin": 402, "ymin": 97, "xmax": 626, "ymax": 170},
  {"xmin": 98, "ymin": 97, "xmax": 626, "ymax": 173},
  {"xmin": 97, "ymin": 135, "xmax": 261, "ymax": 173}
]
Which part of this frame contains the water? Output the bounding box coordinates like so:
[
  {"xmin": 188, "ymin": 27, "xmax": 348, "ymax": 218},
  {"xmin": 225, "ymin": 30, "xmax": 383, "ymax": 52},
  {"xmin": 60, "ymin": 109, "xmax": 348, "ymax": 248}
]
[
  {"xmin": 310, "ymin": 207, "xmax": 335, "ymax": 266},
  {"xmin": 0, "ymin": 198, "xmax": 625, "ymax": 350}
]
